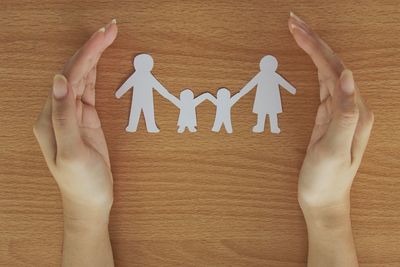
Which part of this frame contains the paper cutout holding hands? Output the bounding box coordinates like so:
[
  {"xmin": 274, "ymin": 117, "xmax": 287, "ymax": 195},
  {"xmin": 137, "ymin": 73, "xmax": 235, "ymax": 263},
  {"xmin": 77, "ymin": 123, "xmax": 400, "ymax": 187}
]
[
  {"xmin": 115, "ymin": 54, "xmax": 177, "ymax": 133},
  {"xmin": 116, "ymin": 53, "xmax": 297, "ymax": 134},
  {"xmin": 240, "ymin": 55, "xmax": 296, "ymax": 133},
  {"xmin": 207, "ymin": 88, "xmax": 242, "ymax": 134},
  {"xmin": 169, "ymin": 89, "xmax": 213, "ymax": 133}
]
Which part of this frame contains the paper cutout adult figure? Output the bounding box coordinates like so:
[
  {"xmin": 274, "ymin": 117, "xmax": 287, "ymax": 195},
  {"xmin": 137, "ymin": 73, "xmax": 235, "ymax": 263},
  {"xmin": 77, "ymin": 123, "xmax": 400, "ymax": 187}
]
[
  {"xmin": 207, "ymin": 88, "xmax": 242, "ymax": 134},
  {"xmin": 240, "ymin": 55, "xmax": 297, "ymax": 133},
  {"xmin": 169, "ymin": 89, "xmax": 213, "ymax": 133},
  {"xmin": 115, "ymin": 54, "xmax": 177, "ymax": 133}
]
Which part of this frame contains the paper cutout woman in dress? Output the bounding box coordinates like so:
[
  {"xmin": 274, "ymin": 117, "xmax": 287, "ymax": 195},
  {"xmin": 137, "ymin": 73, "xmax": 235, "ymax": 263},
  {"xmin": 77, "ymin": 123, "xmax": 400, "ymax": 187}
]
[
  {"xmin": 239, "ymin": 55, "xmax": 297, "ymax": 133},
  {"xmin": 115, "ymin": 54, "xmax": 176, "ymax": 133},
  {"xmin": 207, "ymin": 88, "xmax": 242, "ymax": 134},
  {"xmin": 169, "ymin": 89, "xmax": 213, "ymax": 133}
]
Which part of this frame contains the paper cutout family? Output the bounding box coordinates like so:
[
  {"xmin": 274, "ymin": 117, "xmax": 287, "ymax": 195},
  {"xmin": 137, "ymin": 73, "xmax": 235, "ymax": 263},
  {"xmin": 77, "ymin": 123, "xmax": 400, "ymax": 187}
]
[{"xmin": 115, "ymin": 54, "xmax": 296, "ymax": 134}]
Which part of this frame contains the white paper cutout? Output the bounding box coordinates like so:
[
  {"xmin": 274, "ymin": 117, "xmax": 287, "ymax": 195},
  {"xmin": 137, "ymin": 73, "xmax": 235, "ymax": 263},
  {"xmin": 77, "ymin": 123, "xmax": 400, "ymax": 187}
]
[
  {"xmin": 239, "ymin": 55, "xmax": 296, "ymax": 133},
  {"xmin": 206, "ymin": 88, "xmax": 241, "ymax": 134},
  {"xmin": 116, "ymin": 54, "xmax": 297, "ymax": 134},
  {"xmin": 115, "ymin": 54, "xmax": 177, "ymax": 133},
  {"xmin": 168, "ymin": 90, "xmax": 212, "ymax": 133}
]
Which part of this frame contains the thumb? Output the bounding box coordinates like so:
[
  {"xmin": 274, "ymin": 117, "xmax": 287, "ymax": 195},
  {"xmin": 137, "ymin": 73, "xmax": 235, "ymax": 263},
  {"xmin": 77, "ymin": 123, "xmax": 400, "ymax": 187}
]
[
  {"xmin": 51, "ymin": 74, "xmax": 81, "ymax": 159},
  {"xmin": 323, "ymin": 70, "xmax": 359, "ymax": 152}
]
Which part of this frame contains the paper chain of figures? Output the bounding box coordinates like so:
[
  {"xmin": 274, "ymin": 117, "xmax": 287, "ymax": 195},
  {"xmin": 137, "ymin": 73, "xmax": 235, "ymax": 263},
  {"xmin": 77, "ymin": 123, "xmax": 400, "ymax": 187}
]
[{"xmin": 115, "ymin": 54, "xmax": 296, "ymax": 134}]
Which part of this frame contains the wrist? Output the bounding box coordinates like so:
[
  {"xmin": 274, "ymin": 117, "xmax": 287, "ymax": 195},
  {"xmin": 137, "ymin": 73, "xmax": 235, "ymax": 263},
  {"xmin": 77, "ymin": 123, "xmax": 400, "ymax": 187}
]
[
  {"xmin": 300, "ymin": 201, "xmax": 351, "ymax": 230},
  {"xmin": 62, "ymin": 196, "xmax": 112, "ymax": 228}
]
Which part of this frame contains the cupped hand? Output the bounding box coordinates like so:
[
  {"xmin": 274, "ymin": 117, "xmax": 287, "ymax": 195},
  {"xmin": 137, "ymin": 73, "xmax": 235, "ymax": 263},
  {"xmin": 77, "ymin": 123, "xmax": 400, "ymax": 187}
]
[
  {"xmin": 288, "ymin": 13, "xmax": 374, "ymax": 217},
  {"xmin": 34, "ymin": 20, "xmax": 118, "ymax": 221}
]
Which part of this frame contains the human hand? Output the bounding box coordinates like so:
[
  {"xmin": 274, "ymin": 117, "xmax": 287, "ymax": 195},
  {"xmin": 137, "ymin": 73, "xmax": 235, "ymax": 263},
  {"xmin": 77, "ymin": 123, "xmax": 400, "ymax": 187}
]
[
  {"xmin": 289, "ymin": 13, "xmax": 374, "ymax": 218},
  {"xmin": 33, "ymin": 20, "xmax": 118, "ymax": 223}
]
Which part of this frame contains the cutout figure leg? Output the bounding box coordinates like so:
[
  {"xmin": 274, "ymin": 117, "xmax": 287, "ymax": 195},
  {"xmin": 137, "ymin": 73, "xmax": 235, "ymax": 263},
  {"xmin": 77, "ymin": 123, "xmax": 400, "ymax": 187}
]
[
  {"xmin": 143, "ymin": 103, "xmax": 160, "ymax": 133},
  {"xmin": 177, "ymin": 126, "xmax": 185, "ymax": 133},
  {"xmin": 212, "ymin": 118, "xmax": 223, "ymax": 132},
  {"xmin": 269, "ymin": 113, "xmax": 281, "ymax": 134},
  {"xmin": 188, "ymin": 126, "xmax": 197, "ymax": 132},
  {"xmin": 223, "ymin": 118, "xmax": 233, "ymax": 134},
  {"xmin": 252, "ymin": 113, "xmax": 266, "ymax": 133},
  {"xmin": 126, "ymin": 103, "xmax": 142, "ymax": 132}
]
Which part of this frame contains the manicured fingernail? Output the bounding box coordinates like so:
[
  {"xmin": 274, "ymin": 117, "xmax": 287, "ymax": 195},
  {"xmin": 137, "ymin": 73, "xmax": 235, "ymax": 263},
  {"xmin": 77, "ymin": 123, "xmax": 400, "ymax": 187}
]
[
  {"xmin": 53, "ymin": 74, "xmax": 68, "ymax": 99},
  {"xmin": 290, "ymin": 11, "xmax": 305, "ymax": 23},
  {"xmin": 98, "ymin": 27, "xmax": 105, "ymax": 32},
  {"xmin": 289, "ymin": 22, "xmax": 307, "ymax": 35},
  {"xmin": 340, "ymin": 70, "xmax": 355, "ymax": 95},
  {"xmin": 105, "ymin": 19, "xmax": 117, "ymax": 31}
]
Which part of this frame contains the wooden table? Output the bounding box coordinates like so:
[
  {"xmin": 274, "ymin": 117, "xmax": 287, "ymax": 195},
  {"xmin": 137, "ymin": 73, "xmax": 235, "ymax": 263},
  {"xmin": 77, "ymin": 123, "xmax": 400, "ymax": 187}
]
[{"xmin": 1, "ymin": 1, "xmax": 399, "ymax": 266}]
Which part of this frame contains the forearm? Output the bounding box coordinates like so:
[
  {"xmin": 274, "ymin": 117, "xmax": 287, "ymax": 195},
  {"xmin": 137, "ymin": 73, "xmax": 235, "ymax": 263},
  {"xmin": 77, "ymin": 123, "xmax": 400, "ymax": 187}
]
[
  {"xmin": 62, "ymin": 201, "xmax": 114, "ymax": 267},
  {"xmin": 302, "ymin": 204, "xmax": 358, "ymax": 267}
]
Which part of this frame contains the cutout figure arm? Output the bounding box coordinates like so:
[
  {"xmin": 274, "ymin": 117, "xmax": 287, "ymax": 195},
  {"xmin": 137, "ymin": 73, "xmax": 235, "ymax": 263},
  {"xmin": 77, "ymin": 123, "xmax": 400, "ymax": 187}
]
[
  {"xmin": 201, "ymin": 92, "xmax": 217, "ymax": 105},
  {"xmin": 169, "ymin": 96, "xmax": 181, "ymax": 108},
  {"xmin": 152, "ymin": 76, "xmax": 180, "ymax": 105},
  {"xmin": 230, "ymin": 92, "xmax": 242, "ymax": 106},
  {"xmin": 276, "ymin": 74, "xmax": 297, "ymax": 94},
  {"xmin": 239, "ymin": 73, "xmax": 259, "ymax": 96},
  {"xmin": 115, "ymin": 74, "xmax": 136, "ymax": 98},
  {"xmin": 194, "ymin": 93, "xmax": 214, "ymax": 106}
]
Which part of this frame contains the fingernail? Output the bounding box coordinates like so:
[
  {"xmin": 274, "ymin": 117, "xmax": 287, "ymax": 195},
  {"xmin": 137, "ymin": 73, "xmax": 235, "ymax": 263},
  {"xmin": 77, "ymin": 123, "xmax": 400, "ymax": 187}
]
[
  {"xmin": 290, "ymin": 11, "xmax": 305, "ymax": 23},
  {"xmin": 98, "ymin": 27, "xmax": 105, "ymax": 32},
  {"xmin": 340, "ymin": 70, "xmax": 355, "ymax": 95},
  {"xmin": 53, "ymin": 74, "xmax": 68, "ymax": 99},
  {"xmin": 289, "ymin": 22, "xmax": 307, "ymax": 35},
  {"xmin": 105, "ymin": 19, "xmax": 117, "ymax": 31}
]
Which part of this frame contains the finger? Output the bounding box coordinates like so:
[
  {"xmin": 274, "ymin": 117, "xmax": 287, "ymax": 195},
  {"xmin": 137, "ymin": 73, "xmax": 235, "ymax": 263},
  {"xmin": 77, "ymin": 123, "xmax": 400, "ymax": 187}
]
[
  {"xmin": 315, "ymin": 96, "xmax": 333, "ymax": 126},
  {"xmin": 63, "ymin": 21, "xmax": 115, "ymax": 96},
  {"xmin": 82, "ymin": 20, "xmax": 118, "ymax": 106},
  {"xmin": 89, "ymin": 19, "xmax": 118, "ymax": 70},
  {"xmin": 51, "ymin": 74, "xmax": 81, "ymax": 159},
  {"xmin": 101, "ymin": 19, "xmax": 118, "ymax": 51},
  {"xmin": 308, "ymin": 97, "xmax": 332, "ymax": 148},
  {"xmin": 288, "ymin": 12, "xmax": 345, "ymax": 101},
  {"xmin": 351, "ymin": 96, "xmax": 374, "ymax": 164},
  {"xmin": 63, "ymin": 28, "xmax": 105, "ymax": 87},
  {"xmin": 33, "ymin": 93, "xmax": 56, "ymax": 166},
  {"xmin": 321, "ymin": 70, "xmax": 359, "ymax": 153},
  {"xmin": 82, "ymin": 66, "xmax": 97, "ymax": 106}
]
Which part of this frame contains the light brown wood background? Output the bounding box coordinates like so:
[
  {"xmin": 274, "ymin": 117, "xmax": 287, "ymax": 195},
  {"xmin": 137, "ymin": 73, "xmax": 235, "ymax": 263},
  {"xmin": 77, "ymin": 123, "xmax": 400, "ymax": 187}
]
[{"xmin": 1, "ymin": 0, "xmax": 399, "ymax": 266}]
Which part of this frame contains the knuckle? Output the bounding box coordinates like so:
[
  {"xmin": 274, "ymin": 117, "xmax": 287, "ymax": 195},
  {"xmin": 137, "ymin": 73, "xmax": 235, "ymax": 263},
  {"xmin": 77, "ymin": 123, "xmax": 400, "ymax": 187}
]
[
  {"xmin": 337, "ymin": 109, "xmax": 359, "ymax": 127},
  {"xmin": 57, "ymin": 150, "xmax": 82, "ymax": 167},
  {"xmin": 53, "ymin": 115, "xmax": 70, "ymax": 128},
  {"xmin": 311, "ymin": 142, "xmax": 349, "ymax": 165},
  {"xmin": 342, "ymin": 104, "xmax": 359, "ymax": 117}
]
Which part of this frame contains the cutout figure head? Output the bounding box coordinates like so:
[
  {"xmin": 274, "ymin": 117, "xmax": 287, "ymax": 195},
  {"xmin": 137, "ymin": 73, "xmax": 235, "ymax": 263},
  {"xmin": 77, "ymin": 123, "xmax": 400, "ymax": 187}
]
[
  {"xmin": 133, "ymin": 54, "xmax": 154, "ymax": 71},
  {"xmin": 217, "ymin": 88, "xmax": 231, "ymax": 99},
  {"xmin": 259, "ymin": 55, "xmax": 278, "ymax": 72},
  {"xmin": 180, "ymin": 89, "xmax": 194, "ymax": 101}
]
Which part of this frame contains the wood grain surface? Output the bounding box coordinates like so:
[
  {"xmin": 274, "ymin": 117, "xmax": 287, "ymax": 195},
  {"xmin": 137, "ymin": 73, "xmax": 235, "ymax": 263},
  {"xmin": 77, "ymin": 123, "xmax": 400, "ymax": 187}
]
[{"xmin": 1, "ymin": 0, "xmax": 400, "ymax": 266}]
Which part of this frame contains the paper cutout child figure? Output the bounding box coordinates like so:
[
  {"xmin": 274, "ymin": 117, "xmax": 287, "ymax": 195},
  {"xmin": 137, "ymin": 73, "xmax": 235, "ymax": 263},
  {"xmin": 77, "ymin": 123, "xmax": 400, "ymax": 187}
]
[
  {"xmin": 115, "ymin": 54, "xmax": 176, "ymax": 133},
  {"xmin": 207, "ymin": 88, "xmax": 242, "ymax": 134},
  {"xmin": 169, "ymin": 89, "xmax": 213, "ymax": 133},
  {"xmin": 240, "ymin": 55, "xmax": 297, "ymax": 134}
]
